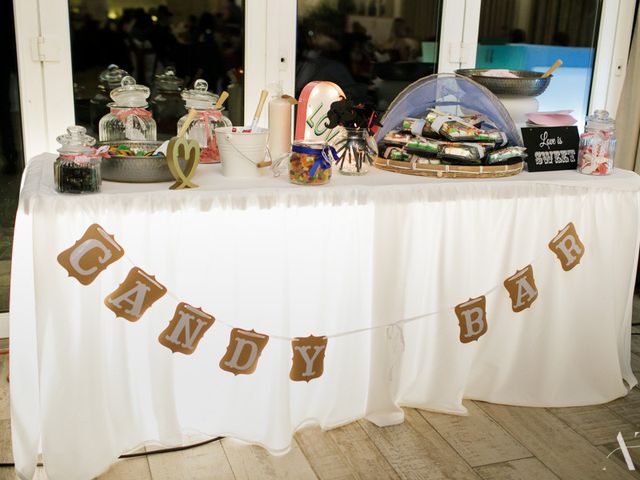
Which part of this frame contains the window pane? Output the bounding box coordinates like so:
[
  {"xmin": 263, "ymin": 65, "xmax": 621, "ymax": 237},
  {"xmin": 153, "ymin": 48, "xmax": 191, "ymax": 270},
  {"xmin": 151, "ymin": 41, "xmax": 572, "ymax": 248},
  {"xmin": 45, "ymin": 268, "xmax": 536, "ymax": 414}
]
[
  {"xmin": 476, "ymin": 0, "xmax": 602, "ymax": 124},
  {"xmin": 68, "ymin": 0, "xmax": 245, "ymax": 140},
  {"xmin": 296, "ymin": 0, "xmax": 443, "ymax": 111},
  {"xmin": 0, "ymin": 0, "xmax": 25, "ymax": 313}
]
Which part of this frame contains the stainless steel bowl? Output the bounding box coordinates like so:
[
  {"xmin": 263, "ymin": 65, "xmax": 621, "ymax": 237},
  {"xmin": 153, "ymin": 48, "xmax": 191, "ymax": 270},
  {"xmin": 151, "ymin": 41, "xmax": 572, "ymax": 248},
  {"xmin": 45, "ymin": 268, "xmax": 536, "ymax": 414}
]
[
  {"xmin": 98, "ymin": 141, "xmax": 174, "ymax": 183},
  {"xmin": 455, "ymin": 69, "xmax": 551, "ymax": 97}
]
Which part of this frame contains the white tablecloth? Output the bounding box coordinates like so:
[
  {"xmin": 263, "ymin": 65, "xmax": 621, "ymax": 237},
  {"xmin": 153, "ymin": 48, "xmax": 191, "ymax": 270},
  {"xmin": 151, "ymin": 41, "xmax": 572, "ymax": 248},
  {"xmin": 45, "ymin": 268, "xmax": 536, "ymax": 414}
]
[{"xmin": 11, "ymin": 154, "xmax": 640, "ymax": 480}]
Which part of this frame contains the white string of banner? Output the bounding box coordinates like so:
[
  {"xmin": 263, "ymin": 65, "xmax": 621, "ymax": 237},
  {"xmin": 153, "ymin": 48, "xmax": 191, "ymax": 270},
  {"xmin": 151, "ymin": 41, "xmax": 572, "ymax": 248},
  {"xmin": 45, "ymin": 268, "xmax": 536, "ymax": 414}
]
[{"xmin": 120, "ymin": 245, "xmax": 548, "ymax": 342}]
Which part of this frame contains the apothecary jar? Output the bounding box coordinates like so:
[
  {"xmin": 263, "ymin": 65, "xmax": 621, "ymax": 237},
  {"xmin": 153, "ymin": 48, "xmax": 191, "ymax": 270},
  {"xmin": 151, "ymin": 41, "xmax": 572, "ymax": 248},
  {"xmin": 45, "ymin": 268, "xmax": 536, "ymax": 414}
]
[
  {"xmin": 177, "ymin": 79, "xmax": 232, "ymax": 163},
  {"xmin": 99, "ymin": 76, "xmax": 157, "ymax": 142}
]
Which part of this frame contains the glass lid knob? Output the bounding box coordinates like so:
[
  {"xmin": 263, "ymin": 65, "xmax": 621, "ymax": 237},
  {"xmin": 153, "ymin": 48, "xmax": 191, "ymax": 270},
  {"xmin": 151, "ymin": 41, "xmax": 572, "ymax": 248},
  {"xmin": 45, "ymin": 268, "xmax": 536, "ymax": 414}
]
[{"xmin": 194, "ymin": 79, "xmax": 208, "ymax": 92}]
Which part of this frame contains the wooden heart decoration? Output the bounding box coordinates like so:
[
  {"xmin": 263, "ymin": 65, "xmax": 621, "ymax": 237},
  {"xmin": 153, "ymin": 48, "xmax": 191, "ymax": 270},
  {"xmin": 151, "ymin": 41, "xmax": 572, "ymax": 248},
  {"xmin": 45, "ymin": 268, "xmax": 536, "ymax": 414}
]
[{"xmin": 167, "ymin": 137, "xmax": 200, "ymax": 189}]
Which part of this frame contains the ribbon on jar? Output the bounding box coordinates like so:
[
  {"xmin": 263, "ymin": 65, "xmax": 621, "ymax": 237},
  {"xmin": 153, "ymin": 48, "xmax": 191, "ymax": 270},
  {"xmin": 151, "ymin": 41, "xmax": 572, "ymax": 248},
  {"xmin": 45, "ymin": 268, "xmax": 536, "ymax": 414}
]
[
  {"xmin": 292, "ymin": 145, "xmax": 339, "ymax": 178},
  {"xmin": 113, "ymin": 108, "xmax": 153, "ymax": 122},
  {"xmin": 197, "ymin": 110, "xmax": 223, "ymax": 161}
]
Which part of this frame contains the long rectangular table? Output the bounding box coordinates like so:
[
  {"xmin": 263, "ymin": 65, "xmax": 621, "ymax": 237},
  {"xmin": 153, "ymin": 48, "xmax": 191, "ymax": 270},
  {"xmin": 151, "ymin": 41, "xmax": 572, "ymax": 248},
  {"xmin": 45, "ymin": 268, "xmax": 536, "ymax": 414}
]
[{"xmin": 10, "ymin": 154, "xmax": 640, "ymax": 479}]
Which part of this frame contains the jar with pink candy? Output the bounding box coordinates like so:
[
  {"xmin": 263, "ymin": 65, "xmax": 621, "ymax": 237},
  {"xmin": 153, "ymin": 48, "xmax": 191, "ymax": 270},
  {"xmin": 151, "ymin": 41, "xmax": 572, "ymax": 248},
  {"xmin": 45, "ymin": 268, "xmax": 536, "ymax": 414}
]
[{"xmin": 577, "ymin": 110, "xmax": 616, "ymax": 175}]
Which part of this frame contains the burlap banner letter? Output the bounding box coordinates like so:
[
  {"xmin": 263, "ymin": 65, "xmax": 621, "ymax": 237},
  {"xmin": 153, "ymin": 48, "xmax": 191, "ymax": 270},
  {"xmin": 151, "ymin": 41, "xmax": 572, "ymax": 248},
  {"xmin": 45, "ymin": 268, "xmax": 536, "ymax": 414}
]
[
  {"xmin": 158, "ymin": 303, "xmax": 215, "ymax": 354},
  {"xmin": 503, "ymin": 265, "xmax": 538, "ymax": 312},
  {"xmin": 455, "ymin": 296, "xmax": 488, "ymax": 344},
  {"xmin": 290, "ymin": 335, "xmax": 328, "ymax": 382},
  {"xmin": 105, "ymin": 267, "xmax": 167, "ymax": 322},
  {"xmin": 219, "ymin": 328, "xmax": 269, "ymax": 375},
  {"xmin": 548, "ymin": 222, "xmax": 585, "ymax": 271},
  {"xmin": 57, "ymin": 224, "xmax": 124, "ymax": 285}
]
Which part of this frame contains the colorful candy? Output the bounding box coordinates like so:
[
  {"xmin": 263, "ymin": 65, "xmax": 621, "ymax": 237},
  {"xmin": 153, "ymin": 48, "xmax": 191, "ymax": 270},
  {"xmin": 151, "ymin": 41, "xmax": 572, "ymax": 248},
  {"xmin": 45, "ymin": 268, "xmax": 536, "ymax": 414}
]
[
  {"xmin": 289, "ymin": 141, "xmax": 333, "ymax": 185},
  {"xmin": 107, "ymin": 145, "xmax": 162, "ymax": 157},
  {"xmin": 578, "ymin": 110, "xmax": 616, "ymax": 175}
]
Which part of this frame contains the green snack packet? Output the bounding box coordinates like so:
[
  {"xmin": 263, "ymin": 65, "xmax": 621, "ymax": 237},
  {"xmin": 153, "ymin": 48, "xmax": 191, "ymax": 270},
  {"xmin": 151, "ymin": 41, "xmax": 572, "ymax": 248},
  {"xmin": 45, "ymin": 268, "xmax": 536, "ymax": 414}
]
[
  {"xmin": 382, "ymin": 146, "xmax": 410, "ymax": 161},
  {"xmin": 437, "ymin": 142, "xmax": 485, "ymax": 163},
  {"xmin": 405, "ymin": 137, "xmax": 442, "ymax": 155},
  {"xmin": 486, "ymin": 146, "xmax": 527, "ymax": 165}
]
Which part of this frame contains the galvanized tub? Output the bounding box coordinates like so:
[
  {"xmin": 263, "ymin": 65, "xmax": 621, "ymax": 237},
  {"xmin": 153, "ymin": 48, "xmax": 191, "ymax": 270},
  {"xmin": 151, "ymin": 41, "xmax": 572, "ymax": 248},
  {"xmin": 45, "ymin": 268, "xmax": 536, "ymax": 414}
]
[{"xmin": 98, "ymin": 141, "xmax": 175, "ymax": 183}]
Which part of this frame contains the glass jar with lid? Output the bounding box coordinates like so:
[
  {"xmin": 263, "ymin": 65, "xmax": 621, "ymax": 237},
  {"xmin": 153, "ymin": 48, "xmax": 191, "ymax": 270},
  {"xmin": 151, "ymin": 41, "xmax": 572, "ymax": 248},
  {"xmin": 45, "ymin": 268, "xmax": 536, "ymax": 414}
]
[
  {"xmin": 54, "ymin": 126, "xmax": 101, "ymax": 194},
  {"xmin": 151, "ymin": 66, "xmax": 185, "ymax": 138},
  {"xmin": 98, "ymin": 76, "xmax": 157, "ymax": 142},
  {"xmin": 177, "ymin": 79, "xmax": 232, "ymax": 163},
  {"xmin": 289, "ymin": 141, "xmax": 334, "ymax": 185},
  {"xmin": 577, "ymin": 109, "xmax": 616, "ymax": 175},
  {"xmin": 90, "ymin": 64, "xmax": 129, "ymax": 136}
]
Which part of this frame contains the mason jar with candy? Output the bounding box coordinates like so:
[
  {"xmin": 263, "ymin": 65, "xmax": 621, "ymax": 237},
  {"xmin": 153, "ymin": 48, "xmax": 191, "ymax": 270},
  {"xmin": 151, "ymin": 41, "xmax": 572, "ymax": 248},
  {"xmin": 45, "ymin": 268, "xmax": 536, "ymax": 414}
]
[
  {"xmin": 54, "ymin": 126, "xmax": 101, "ymax": 194},
  {"xmin": 289, "ymin": 141, "xmax": 337, "ymax": 185},
  {"xmin": 177, "ymin": 79, "xmax": 232, "ymax": 163},
  {"xmin": 577, "ymin": 109, "xmax": 616, "ymax": 175}
]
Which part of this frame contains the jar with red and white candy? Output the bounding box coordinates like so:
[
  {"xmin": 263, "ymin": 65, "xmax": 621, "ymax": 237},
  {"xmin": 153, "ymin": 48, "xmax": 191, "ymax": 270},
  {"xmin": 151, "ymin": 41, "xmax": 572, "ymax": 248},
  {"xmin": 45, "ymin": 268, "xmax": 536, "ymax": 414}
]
[{"xmin": 577, "ymin": 110, "xmax": 616, "ymax": 175}]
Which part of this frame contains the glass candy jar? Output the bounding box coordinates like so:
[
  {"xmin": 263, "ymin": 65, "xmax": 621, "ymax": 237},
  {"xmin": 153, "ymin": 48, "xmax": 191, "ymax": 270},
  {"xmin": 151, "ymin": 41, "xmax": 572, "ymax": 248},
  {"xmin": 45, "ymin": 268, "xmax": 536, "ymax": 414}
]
[
  {"xmin": 177, "ymin": 79, "xmax": 232, "ymax": 163},
  {"xmin": 98, "ymin": 76, "xmax": 157, "ymax": 142},
  {"xmin": 54, "ymin": 126, "xmax": 101, "ymax": 194},
  {"xmin": 90, "ymin": 64, "xmax": 129, "ymax": 135},
  {"xmin": 151, "ymin": 67, "xmax": 185, "ymax": 138},
  {"xmin": 289, "ymin": 141, "xmax": 334, "ymax": 185},
  {"xmin": 578, "ymin": 110, "xmax": 616, "ymax": 175},
  {"xmin": 334, "ymin": 128, "xmax": 378, "ymax": 175}
]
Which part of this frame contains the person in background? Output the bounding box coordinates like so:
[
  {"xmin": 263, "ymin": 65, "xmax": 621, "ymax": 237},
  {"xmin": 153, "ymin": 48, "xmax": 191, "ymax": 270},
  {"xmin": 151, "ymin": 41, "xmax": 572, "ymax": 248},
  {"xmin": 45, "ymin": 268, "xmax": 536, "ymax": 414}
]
[{"xmin": 383, "ymin": 18, "xmax": 421, "ymax": 62}]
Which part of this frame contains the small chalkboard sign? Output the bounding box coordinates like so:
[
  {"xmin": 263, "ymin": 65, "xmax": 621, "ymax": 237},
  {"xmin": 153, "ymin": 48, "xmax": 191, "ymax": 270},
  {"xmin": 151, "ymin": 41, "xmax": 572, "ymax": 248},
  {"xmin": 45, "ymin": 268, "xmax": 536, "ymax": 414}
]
[{"xmin": 521, "ymin": 126, "xmax": 579, "ymax": 172}]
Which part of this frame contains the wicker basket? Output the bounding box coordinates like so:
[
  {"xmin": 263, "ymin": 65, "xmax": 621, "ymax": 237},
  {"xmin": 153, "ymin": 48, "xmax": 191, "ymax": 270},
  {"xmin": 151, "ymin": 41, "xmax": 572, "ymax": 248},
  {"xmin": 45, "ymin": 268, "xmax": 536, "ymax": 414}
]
[{"xmin": 374, "ymin": 156, "xmax": 523, "ymax": 178}]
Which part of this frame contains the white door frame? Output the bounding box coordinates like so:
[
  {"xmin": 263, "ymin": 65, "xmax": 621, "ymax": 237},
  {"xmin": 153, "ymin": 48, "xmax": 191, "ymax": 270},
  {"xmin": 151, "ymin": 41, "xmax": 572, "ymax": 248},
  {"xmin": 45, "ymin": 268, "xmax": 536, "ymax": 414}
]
[
  {"xmin": 244, "ymin": 0, "xmax": 297, "ymax": 127},
  {"xmin": 589, "ymin": 0, "xmax": 636, "ymax": 115}
]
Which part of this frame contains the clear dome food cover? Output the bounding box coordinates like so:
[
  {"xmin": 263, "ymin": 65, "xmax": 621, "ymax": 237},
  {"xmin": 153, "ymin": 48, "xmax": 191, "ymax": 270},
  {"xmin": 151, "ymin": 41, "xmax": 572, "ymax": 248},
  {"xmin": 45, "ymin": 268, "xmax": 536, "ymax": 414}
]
[{"xmin": 375, "ymin": 73, "xmax": 522, "ymax": 146}]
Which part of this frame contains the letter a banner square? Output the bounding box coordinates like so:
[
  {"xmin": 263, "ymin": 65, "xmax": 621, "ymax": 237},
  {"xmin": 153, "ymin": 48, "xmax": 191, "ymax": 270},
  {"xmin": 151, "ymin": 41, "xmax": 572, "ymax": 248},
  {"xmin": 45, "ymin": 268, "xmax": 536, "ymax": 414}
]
[
  {"xmin": 159, "ymin": 303, "xmax": 215, "ymax": 355},
  {"xmin": 57, "ymin": 224, "xmax": 124, "ymax": 285},
  {"xmin": 105, "ymin": 267, "xmax": 167, "ymax": 322}
]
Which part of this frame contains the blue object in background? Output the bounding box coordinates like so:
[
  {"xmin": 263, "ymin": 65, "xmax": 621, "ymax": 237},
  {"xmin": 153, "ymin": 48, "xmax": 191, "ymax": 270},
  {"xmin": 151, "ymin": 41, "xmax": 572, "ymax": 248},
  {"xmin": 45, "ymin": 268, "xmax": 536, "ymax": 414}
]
[{"xmin": 475, "ymin": 44, "xmax": 595, "ymax": 124}]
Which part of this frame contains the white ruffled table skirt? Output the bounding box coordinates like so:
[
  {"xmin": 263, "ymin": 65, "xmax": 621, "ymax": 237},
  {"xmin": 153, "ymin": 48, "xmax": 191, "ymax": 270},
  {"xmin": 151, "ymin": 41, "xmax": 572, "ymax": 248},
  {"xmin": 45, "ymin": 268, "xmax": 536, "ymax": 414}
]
[{"xmin": 10, "ymin": 154, "xmax": 640, "ymax": 480}]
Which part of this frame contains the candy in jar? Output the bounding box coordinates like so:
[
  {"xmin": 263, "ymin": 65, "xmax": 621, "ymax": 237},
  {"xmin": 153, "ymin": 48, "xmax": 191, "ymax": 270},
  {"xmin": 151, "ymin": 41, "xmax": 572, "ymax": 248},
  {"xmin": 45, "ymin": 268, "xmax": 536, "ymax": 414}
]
[
  {"xmin": 177, "ymin": 79, "xmax": 232, "ymax": 163},
  {"xmin": 54, "ymin": 126, "xmax": 101, "ymax": 194},
  {"xmin": 289, "ymin": 141, "xmax": 336, "ymax": 185},
  {"xmin": 577, "ymin": 110, "xmax": 616, "ymax": 175}
]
